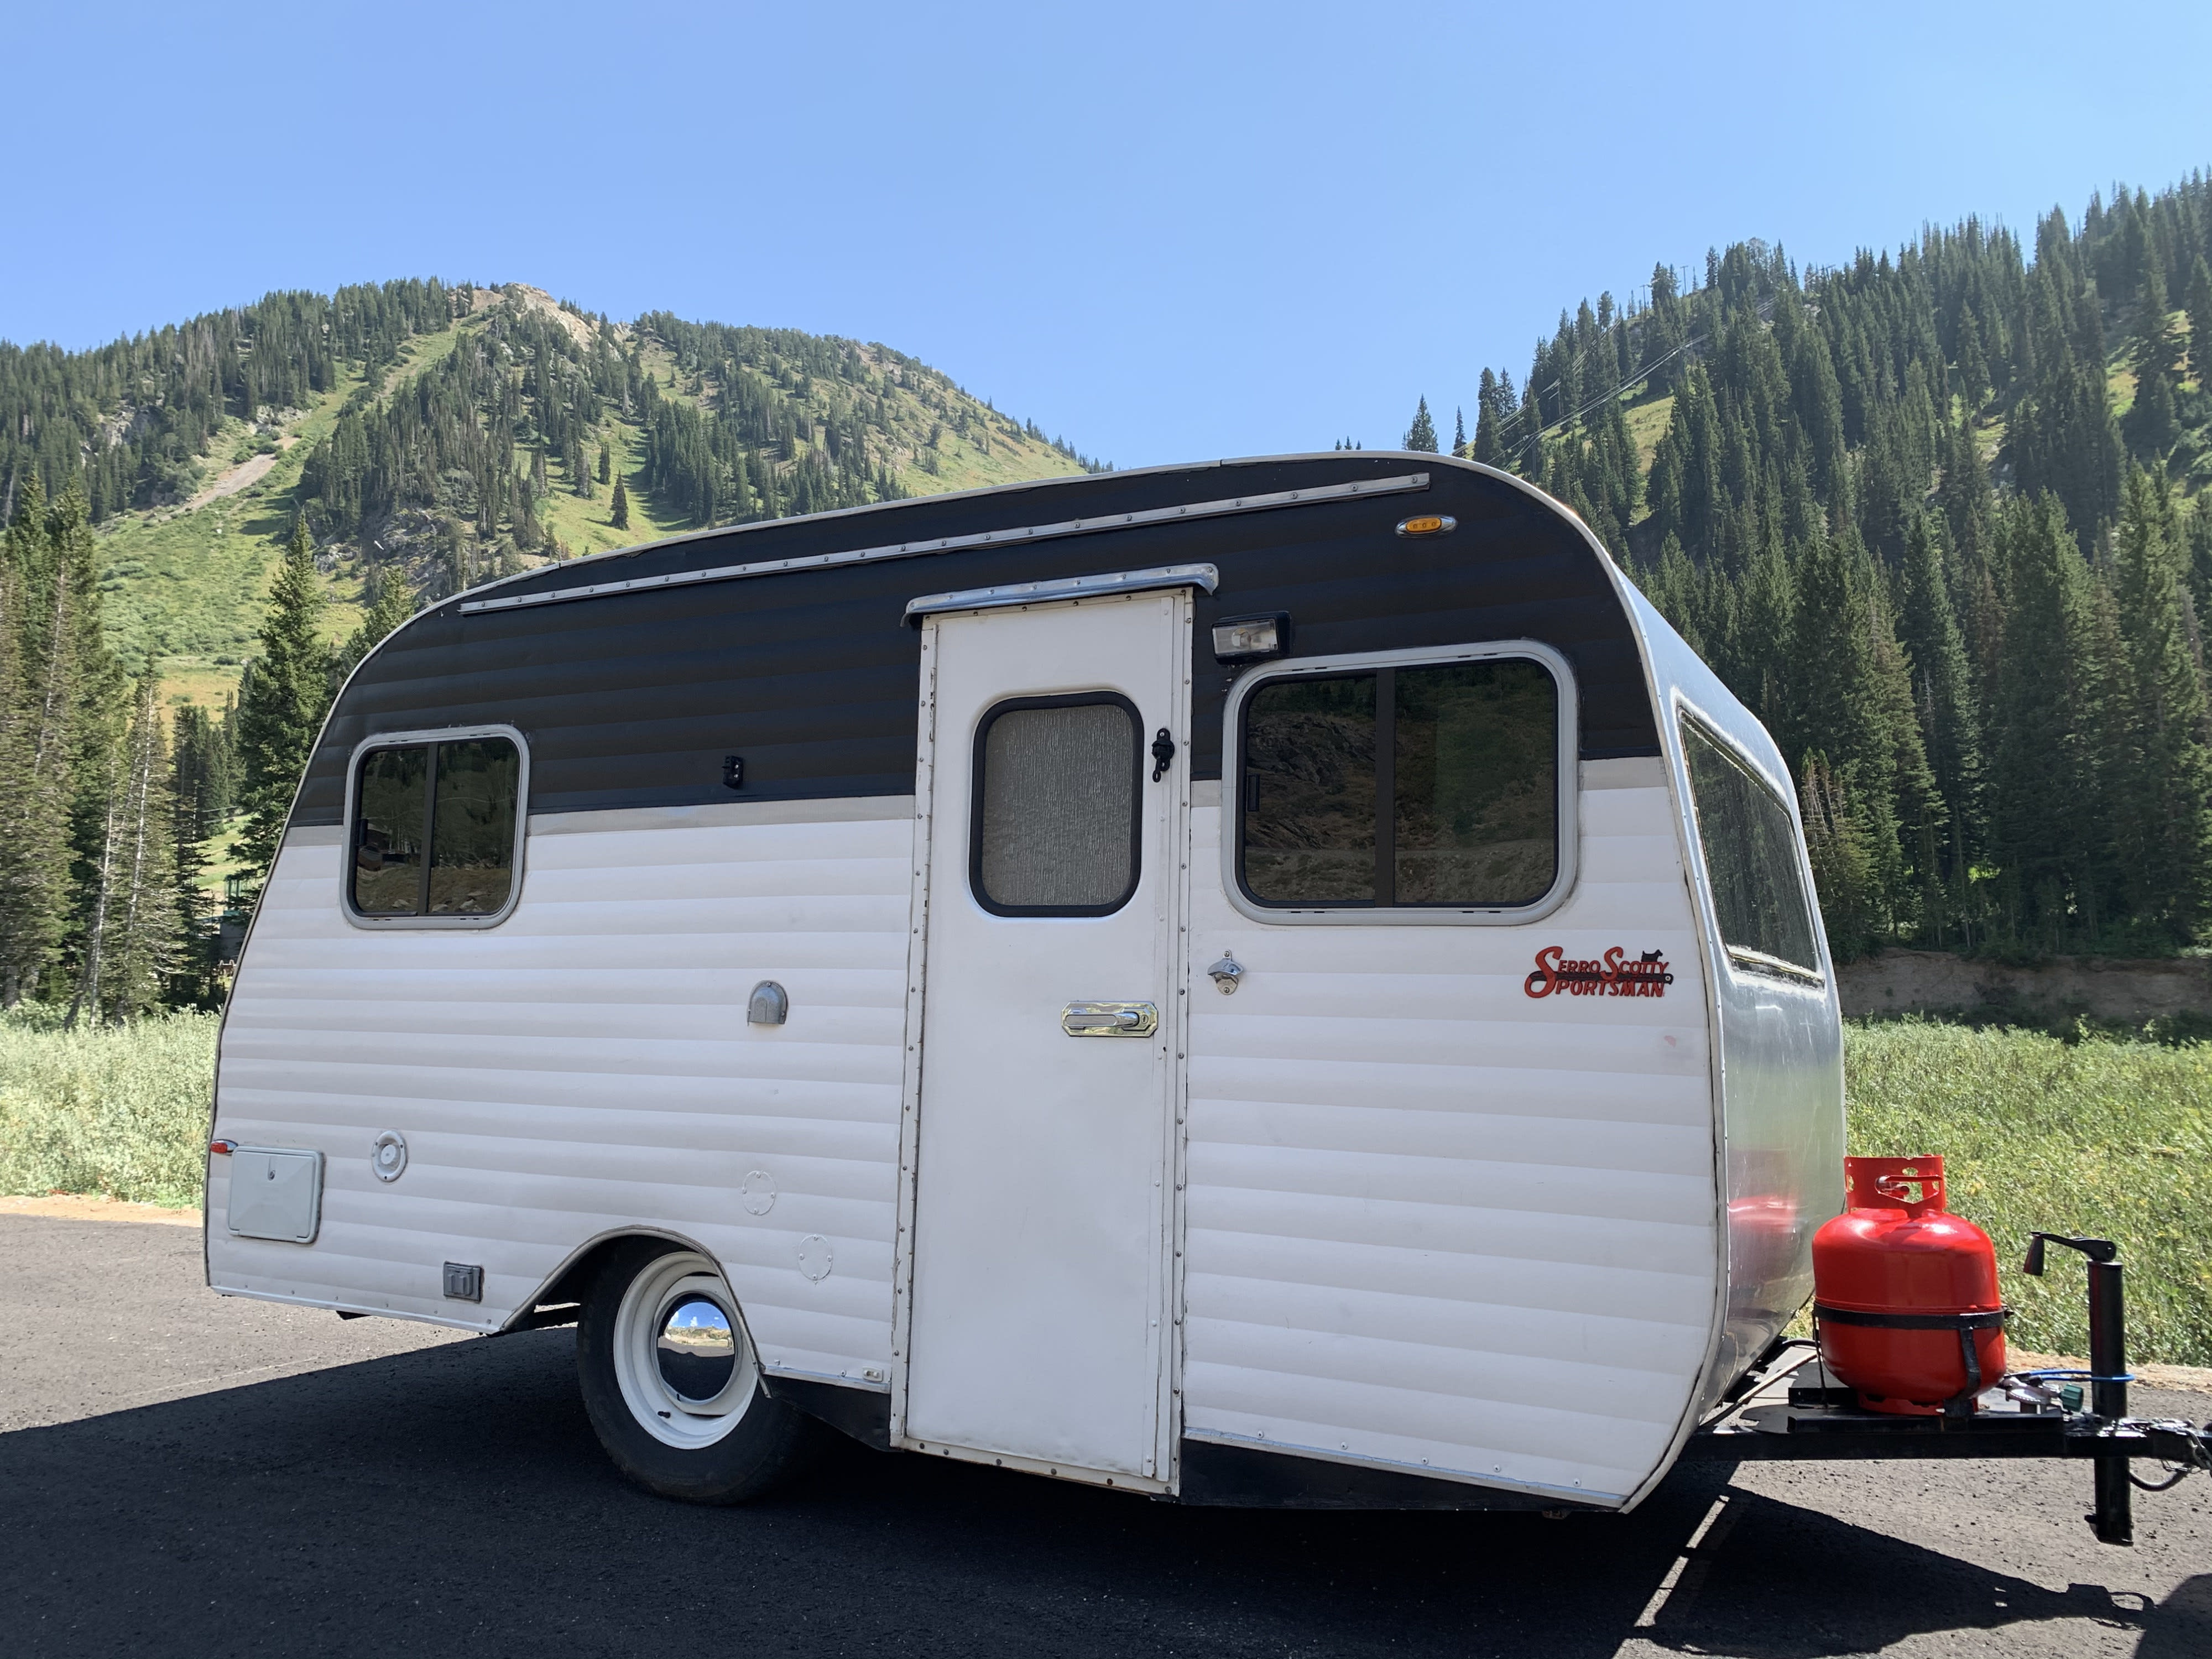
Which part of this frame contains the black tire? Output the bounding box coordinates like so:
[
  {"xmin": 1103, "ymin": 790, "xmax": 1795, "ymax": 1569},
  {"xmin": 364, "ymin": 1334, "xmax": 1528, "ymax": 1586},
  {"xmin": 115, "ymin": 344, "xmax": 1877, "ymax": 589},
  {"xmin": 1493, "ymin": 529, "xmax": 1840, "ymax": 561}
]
[{"xmin": 575, "ymin": 1237, "xmax": 819, "ymax": 1503}]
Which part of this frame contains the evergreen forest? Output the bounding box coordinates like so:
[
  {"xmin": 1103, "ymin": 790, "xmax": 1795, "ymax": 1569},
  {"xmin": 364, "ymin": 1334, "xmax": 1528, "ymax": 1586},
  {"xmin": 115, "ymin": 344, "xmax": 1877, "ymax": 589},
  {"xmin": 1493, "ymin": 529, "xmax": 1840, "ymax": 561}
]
[
  {"xmin": 6, "ymin": 165, "xmax": 2212, "ymax": 1022},
  {"xmin": 1413, "ymin": 172, "xmax": 2212, "ymax": 959}
]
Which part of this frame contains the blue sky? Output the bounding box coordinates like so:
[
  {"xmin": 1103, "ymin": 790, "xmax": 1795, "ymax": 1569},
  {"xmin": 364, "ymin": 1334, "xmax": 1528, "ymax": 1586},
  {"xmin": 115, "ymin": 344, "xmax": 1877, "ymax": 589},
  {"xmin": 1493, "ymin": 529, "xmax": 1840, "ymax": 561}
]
[{"xmin": 11, "ymin": 2, "xmax": 2208, "ymax": 468}]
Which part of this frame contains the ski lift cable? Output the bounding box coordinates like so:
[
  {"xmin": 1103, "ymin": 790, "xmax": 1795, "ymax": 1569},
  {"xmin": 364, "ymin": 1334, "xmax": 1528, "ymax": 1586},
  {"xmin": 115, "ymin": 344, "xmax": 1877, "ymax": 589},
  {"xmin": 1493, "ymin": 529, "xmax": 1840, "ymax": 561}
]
[{"xmin": 1481, "ymin": 287, "xmax": 1778, "ymax": 453}]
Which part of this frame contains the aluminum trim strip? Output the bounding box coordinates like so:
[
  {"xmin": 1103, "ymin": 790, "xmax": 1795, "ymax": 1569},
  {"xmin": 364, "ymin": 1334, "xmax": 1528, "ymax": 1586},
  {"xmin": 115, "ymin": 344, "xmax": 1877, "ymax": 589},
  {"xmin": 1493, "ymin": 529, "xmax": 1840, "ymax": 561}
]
[
  {"xmin": 525, "ymin": 795, "xmax": 915, "ymax": 835},
  {"xmin": 459, "ymin": 473, "xmax": 1428, "ymax": 616},
  {"xmin": 904, "ymin": 563, "xmax": 1217, "ymax": 620}
]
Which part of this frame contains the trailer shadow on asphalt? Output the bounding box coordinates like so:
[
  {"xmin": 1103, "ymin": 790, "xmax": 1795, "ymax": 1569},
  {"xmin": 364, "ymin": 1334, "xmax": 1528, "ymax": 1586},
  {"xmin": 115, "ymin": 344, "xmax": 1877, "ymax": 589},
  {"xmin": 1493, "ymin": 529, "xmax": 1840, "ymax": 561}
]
[{"xmin": 0, "ymin": 1328, "xmax": 2202, "ymax": 1658}]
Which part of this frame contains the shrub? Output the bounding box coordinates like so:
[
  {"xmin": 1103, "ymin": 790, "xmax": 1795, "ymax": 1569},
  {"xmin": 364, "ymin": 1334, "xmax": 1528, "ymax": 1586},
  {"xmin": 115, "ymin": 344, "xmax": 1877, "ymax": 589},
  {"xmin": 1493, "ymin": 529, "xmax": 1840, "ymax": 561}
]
[
  {"xmin": 1845, "ymin": 1018, "xmax": 2211, "ymax": 1364},
  {"xmin": 0, "ymin": 1009, "xmax": 220, "ymax": 1208}
]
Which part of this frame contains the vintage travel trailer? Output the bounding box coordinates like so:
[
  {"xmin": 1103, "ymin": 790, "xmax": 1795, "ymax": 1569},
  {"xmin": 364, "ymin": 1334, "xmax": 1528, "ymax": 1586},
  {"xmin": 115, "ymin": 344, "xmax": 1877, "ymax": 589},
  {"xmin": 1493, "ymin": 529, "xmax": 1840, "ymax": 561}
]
[{"xmin": 206, "ymin": 451, "xmax": 1844, "ymax": 1511}]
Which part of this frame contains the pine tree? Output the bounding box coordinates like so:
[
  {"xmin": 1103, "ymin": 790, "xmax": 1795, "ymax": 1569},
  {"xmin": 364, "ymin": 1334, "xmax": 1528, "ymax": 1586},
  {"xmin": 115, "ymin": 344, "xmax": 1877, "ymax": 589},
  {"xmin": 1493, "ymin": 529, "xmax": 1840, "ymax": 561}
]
[
  {"xmin": 70, "ymin": 673, "xmax": 177, "ymax": 1022},
  {"xmin": 53, "ymin": 484, "xmax": 142, "ymax": 1024},
  {"xmin": 1639, "ymin": 534, "xmax": 1708, "ymax": 657},
  {"xmin": 1733, "ymin": 527, "xmax": 1797, "ymax": 731},
  {"xmin": 1782, "ymin": 527, "xmax": 1934, "ymax": 931},
  {"xmin": 1799, "ymin": 753, "xmax": 1877, "ymax": 959},
  {"xmin": 1452, "ymin": 406, "xmax": 1467, "ymax": 457},
  {"xmin": 2185, "ymin": 255, "xmax": 2212, "ymax": 383},
  {"xmin": 2122, "ymin": 264, "xmax": 2184, "ymax": 461},
  {"xmin": 0, "ymin": 478, "xmax": 64, "ymax": 1004},
  {"xmin": 2187, "ymin": 495, "xmax": 2212, "ymax": 629},
  {"xmin": 230, "ymin": 519, "xmax": 331, "ymax": 898},
  {"xmin": 0, "ymin": 476, "xmax": 112, "ymax": 1006},
  {"xmin": 1404, "ymin": 398, "xmax": 1438, "ymax": 453},
  {"xmin": 1986, "ymin": 495, "xmax": 2111, "ymax": 941},
  {"xmin": 611, "ymin": 475, "xmax": 630, "ymax": 529},
  {"xmin": 63, "ymin": 728, "xmax": 125, "ymax": 1028},
  {"xmin": 1895, "ymin": 513, "xmax": 1983, "ymax": 931},
  {"xmin": 1865, "ymin": 564, "xmax": 1945, "ymax": 933},
  {"xmin": 2108, "ymin": 467, "xmax": 2212, "ymax": 939},
  {"xmin": 171, "ymin": 701, "xmax": 234, "ymax": 845},
  {"xmin": 1954, "ymin": 305, "xmax": 1990, "ymax": 415},
  {"xmin": 335, "ymin": 566, "xmax": 415, "ymax": 683},
  {"xmin": 1473, "ymin": 370, "xmax": 1506, "ymax": 467},
  {"xmin": 169, "ymin": 715, "xmax": 217, "ymax": 1009}
]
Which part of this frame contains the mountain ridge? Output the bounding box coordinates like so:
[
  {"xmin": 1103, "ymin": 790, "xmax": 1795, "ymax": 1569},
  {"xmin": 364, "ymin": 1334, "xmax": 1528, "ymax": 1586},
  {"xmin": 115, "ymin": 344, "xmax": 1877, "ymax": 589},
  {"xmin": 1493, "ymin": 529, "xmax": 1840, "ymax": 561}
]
[{"xmin": 0, "ymin": 280, "xmax": 1102, "ymax": 705}]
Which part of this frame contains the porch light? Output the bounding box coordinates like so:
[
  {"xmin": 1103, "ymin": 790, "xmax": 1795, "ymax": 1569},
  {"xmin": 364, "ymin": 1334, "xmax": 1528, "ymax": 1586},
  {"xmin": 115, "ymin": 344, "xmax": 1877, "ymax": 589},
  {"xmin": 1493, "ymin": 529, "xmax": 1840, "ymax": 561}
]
[{"xmin": 1212, "ymin": 613, "xmax": 1291, "ymax": 663}]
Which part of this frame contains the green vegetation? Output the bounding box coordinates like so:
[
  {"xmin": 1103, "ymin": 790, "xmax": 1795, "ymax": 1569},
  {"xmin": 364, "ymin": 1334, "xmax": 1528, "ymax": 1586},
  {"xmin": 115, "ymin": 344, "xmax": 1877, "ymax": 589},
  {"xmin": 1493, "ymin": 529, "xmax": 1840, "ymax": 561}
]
[
  {"xmin": 1446, "ymin": 172, "xmax": 2212, "ymax": 961},
  {"xmin": 3, "ymin": 473, "xmax": 236, "ymax": 1016},
  {"xmin": 91, "ymin": 365, "xmax": 366, "ymax": 677},
  {"xmin": 0, "ymin": 1007, "xmax": 218, "ymax": 1206},
  {"xmin": 7, "ymin": 283, "xmax": 1094, "ymax": 719},
  {"xmin": 228, "ymin": 520, "xmax": 328, "ymax": 902},
  {"xmin": 1845, "ymin": 1018, "xmax": 2211, "ymax": 1365},
  {"xmin": 1, "ymin": 280, "xmax": 451, "ymax": 528}
]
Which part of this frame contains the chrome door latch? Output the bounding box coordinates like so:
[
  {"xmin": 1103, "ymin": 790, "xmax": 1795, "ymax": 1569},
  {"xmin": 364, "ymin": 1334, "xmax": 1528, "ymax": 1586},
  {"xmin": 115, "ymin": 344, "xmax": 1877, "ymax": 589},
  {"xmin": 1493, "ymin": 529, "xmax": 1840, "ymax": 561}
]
[{"xmin": 1062, "ymin": 1001, "xmax": 1160, "ymax": 1037}]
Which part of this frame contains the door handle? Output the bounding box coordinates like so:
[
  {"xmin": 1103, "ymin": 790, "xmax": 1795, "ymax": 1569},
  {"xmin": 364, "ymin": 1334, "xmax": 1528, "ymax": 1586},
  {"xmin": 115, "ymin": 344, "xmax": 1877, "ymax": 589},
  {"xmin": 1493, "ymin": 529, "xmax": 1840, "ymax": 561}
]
[{"xmin": 1062, "ymin": 1001, "xmax": 1159, "ymax": 1037}]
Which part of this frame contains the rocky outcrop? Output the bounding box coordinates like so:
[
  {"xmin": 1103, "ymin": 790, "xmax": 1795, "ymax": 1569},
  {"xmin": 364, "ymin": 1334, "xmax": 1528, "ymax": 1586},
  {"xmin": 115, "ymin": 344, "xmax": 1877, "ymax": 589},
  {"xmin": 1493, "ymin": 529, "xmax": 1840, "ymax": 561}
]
[{"xmin": 1837, "ymin": 950, "xmax": 2212, "ymax": 1023}]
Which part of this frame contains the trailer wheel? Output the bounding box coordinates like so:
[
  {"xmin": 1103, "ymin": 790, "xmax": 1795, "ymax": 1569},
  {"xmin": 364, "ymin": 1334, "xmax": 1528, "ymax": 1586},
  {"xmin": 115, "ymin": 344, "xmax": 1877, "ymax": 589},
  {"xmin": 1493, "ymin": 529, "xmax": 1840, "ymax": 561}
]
[{"xmin": 576, "ymin": 1238, "xmax": 817, "ymax": 1503}]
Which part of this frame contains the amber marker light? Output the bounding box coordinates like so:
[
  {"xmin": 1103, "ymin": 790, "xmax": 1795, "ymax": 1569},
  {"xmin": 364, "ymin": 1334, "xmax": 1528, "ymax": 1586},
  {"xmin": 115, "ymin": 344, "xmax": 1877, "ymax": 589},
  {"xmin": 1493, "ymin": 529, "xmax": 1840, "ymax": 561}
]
[{"xmin": 1396, "ymin": 514, "xmax": 1457, "ymax": 538}]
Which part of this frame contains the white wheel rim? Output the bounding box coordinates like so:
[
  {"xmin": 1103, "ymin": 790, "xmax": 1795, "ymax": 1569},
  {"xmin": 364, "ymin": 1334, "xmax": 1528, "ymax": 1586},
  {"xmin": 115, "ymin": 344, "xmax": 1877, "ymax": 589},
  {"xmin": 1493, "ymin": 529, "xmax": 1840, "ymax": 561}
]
[{"xmin": 612, "ymin": 1250, "xmax": 759, "ymax": 1449}]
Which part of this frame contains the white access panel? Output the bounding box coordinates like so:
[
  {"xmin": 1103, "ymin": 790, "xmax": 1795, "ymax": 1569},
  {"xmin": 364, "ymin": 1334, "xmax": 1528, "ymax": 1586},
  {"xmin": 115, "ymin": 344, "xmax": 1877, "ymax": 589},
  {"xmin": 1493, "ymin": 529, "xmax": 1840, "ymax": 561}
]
[
  {"xmin": 900, "ymin": 591, "xmax": 1188, "ymax": 1485},
  {"xmin": 226, "ymin": 1147, "xmax": 324, "ymax": 1244}
]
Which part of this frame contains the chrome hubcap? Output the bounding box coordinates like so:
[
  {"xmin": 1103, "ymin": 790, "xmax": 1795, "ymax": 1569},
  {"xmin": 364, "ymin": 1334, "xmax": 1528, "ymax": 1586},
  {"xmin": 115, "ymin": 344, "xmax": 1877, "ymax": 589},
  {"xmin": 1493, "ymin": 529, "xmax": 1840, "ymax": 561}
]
[
  {"xmin": 611, "ymin": 1251, "xmax": 757, "ymax": 1449},
  {"xmin": 656, "ymin": 1296, "xmax": 738, "ymax": 1403}
]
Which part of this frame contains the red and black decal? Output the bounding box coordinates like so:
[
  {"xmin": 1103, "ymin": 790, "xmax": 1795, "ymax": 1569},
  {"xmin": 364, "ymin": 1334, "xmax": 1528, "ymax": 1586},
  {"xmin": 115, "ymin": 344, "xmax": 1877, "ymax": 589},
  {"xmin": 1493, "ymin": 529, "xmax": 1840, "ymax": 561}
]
[{"xmin": 1524, "ymin": 946, "xmax": 1674, "ymax": 999}]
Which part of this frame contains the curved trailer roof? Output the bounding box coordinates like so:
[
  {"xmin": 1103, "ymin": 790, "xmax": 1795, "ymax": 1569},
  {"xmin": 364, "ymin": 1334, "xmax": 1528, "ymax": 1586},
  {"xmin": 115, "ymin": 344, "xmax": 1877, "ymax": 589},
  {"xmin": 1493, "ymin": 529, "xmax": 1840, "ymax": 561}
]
[{"xmin": 295, "ymin": 452, "xmax": 1670, "ymax": 829}]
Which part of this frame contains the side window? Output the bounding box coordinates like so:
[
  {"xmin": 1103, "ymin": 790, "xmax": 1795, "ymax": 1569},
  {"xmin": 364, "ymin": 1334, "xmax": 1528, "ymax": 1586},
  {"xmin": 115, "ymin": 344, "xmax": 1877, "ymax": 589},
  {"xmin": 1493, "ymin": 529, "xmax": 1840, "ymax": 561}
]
[
  {"xmin": 971, "ymin": 694, "xmax": 1141, "ymax": 916},
  {"xmin": 349, "ymin": 734, "xmax": 522, "ymax": 921},
  {"xmin": 1680, "ymin": 720, "xmax": 1820, "ymax": 979},
  {"xmin": 1243, "ymin": 673, "xmax": 1376, "ymax": 901},
  {"xmin": 353, "ymin": 747, "xmax": 430, "ymax": 914},
  {"xmin": 1240, "ymin": 657, "xmax": 1561, "ymax": 909}
]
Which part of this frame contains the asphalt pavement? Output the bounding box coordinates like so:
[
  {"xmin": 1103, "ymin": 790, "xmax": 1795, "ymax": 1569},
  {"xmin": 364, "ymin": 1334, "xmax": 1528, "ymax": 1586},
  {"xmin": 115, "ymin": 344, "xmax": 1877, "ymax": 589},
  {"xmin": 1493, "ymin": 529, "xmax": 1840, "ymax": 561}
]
[{"xmin": 2, "ymin": 1212, "xmax": 2205, "ymax": 1658}]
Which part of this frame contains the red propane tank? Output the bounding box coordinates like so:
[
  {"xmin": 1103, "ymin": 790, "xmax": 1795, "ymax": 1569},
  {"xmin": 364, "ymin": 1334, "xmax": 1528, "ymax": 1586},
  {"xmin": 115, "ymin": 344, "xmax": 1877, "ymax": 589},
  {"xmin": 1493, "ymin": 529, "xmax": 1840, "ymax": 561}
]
[{"xmin": 1811, "ymin": 1156, "xmax": 2008, "ymax": 1415}]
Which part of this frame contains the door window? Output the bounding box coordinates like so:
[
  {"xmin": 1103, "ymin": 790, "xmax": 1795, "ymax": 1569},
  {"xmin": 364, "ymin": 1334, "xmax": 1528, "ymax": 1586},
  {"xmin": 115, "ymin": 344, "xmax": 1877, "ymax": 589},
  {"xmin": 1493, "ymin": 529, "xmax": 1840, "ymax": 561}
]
[
  {"xmin": 348, "ymin": 734, "xmax": 523, "ymax": 921},
  {"xmin": 971, "ymin": 694, "xmax": 1142, "ymax": 916},
  {"xmin": 1240, "ymin": 658, "xmax": 1561, "ymax": 909}
]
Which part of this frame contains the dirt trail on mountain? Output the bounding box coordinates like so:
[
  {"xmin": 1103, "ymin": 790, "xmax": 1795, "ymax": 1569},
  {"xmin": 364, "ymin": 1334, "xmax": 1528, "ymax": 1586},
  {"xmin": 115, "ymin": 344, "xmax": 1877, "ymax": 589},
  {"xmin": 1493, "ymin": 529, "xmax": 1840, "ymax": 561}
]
[{"xmin": 181, "ymin": 450, "xmax": 279, "ymax": 512}]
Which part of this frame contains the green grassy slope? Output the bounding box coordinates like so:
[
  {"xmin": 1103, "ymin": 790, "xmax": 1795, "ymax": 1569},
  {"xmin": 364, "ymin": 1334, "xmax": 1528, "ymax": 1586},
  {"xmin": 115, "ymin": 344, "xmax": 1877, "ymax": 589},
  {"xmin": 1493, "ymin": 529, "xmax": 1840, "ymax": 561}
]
[
  {"xmin": 84, "ymin": 286, "xmax": 1091, "ymax": 709},
  {"xmin": 1843, "ymin": 1018, "xmax": 2210, "ymax": 1365}
]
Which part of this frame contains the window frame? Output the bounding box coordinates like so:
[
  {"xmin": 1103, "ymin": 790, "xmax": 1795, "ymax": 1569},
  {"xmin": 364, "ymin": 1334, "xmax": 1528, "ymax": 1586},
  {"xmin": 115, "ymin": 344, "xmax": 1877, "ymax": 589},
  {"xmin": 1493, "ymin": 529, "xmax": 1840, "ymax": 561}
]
[
  {"xmin": 1220, "ymin": 640, "xmax": 1580, "ymax": 927},
  {"xmin": 1675, "ymin": 711, "xmax": 1826, "ymax": 987},
  {"xmin": 340, "ymin": 723, "xmax": 530, "ymax": 931},
  {"xmin": 968, "ymin": 691, "xmax": 1145, "ymax": 919}
]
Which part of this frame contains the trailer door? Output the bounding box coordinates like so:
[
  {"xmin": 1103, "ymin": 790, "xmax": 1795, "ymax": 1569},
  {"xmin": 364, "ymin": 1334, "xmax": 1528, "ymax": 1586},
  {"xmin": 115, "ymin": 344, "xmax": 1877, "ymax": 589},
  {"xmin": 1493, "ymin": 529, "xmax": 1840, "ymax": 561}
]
[{"xmin": 899, "ymin": 586, "xmax": 1189, "ymax": 1487}]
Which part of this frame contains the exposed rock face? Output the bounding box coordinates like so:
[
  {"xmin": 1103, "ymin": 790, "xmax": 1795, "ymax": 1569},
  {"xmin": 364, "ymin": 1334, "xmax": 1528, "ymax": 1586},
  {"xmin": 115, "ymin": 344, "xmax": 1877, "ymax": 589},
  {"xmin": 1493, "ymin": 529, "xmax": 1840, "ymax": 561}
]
[{"xmin": 1837, "ymin": 950, "xmax": 2212, "ymax": 1023}]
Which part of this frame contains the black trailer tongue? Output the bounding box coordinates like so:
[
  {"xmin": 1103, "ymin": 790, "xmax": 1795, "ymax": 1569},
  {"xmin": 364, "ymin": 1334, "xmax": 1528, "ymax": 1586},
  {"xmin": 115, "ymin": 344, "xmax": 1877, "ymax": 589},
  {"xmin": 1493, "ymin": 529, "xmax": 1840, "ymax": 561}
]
[{"xmin": 1685, "ymin": 1233, "xmax": 2212, "ymax": 1545}]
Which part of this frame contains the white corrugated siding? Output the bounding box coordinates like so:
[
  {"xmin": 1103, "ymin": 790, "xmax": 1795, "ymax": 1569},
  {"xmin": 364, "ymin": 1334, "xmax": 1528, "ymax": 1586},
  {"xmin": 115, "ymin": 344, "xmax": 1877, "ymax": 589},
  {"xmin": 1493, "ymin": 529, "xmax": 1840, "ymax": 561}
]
[
  {"xmin": 1180, "ymin": 762, "xmax": 1714, "ymax": 1503},
  {"xmin": 207, "ymin": 806, "xmax": 913, "ymax": 1386}
]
